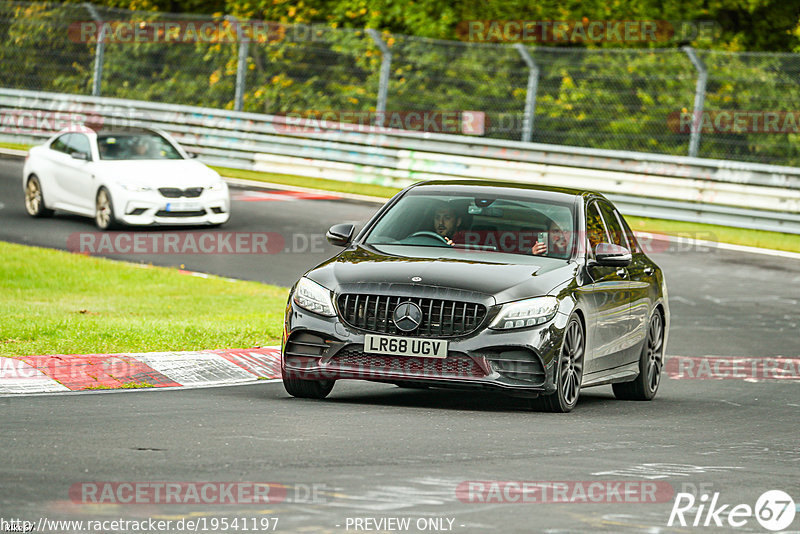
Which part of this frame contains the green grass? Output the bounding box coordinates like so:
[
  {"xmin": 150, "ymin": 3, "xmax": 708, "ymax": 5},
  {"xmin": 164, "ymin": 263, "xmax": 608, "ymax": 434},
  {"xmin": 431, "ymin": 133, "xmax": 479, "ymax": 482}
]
[
  {"xmin": 212, "ymin": 166, "xmax": 403, "ymax": 199},
  {"xmin": 625, "ymin": 216, "xmax": 800, "ymax": 253},
  {"xmin": 85, "ymin": 382, "xmax": 155, "ymax": 390},
  {"xmin": 0, "ymin": 141, "xmax": 31, "ymax": 151},
  {"xmin": 2, "ymin": 141, "xmax": 797, "ymax": 252},
  {"xmin": 0, "ymin": 241, "xmax": 288, "ymax": 357}
]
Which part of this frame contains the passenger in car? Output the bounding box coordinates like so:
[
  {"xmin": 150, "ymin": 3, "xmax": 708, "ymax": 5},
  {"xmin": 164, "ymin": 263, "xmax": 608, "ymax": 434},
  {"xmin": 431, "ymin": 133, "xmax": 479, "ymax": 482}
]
[{"xmin": 532, "ymin": 220, "xmax": 569, "ymax": 257}]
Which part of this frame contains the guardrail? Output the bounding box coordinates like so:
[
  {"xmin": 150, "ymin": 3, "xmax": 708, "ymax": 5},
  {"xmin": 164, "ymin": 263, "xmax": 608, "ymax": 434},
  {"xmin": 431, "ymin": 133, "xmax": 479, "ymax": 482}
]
[{"xmin": 1, "ymin": 87, "xmax": 799, "ymax": 234}]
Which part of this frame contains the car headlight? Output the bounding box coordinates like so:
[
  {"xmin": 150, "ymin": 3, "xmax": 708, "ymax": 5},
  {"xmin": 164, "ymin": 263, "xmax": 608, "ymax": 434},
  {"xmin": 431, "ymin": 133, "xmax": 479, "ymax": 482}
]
[
  {"xmin": 118, "ymin": 183, "xmax": 152, "ymax": 192},
  {"xmin": 293, "ymin": 277, "xmax": 336, "ymax": 317},
  {"xmin": 489, "ymin": 296, "xmax": 559, "ymax": 330}
]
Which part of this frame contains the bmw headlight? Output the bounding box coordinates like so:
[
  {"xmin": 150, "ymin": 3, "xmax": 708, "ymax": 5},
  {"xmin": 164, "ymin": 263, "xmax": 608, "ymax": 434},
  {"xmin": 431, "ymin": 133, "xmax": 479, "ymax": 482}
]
[
  {"xmin": 118, "ymin": 183, "xmax": 152, "ymax": 192},
  {"xmin": 489, "ymin": 296, "xmax": 559, "ymax": 330},
  {"xmin": 293, "ymin": 277, "xmax": 336, "ymax": 317}
]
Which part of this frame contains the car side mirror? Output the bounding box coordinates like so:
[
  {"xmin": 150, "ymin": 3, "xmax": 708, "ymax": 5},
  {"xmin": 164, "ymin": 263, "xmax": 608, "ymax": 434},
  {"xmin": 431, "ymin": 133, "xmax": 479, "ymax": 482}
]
[
  {"xmin": 594, "ymin": 243, "xmax": 632, "ymax": 267},
  {"xmin": 71, "ymin": 151, "xmax": 91, "ymax": 161},
  {"xmin": 326, "ymin": 223, "xmax": 354, "ymax": 247},
  {"xmin": 187, "ymin": 152, "xmax": 198, "ymax": 158}
]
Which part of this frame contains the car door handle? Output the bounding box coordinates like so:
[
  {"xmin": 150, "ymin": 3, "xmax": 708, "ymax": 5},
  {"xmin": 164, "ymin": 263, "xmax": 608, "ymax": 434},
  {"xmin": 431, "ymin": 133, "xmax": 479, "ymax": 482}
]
[
  {"xmin": 616, "ymin": 268, "xmax": 628, "ymax": 278},
  {"xmin": 643, "ymin": 267, "xmax": 654, "ymax": 275}
]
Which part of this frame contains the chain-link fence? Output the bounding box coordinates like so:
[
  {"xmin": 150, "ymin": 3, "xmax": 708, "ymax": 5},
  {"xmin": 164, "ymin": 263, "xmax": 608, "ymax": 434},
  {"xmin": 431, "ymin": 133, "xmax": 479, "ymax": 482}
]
[{"xmin": 4, "ymin": 2, "xmax": 800, "ymax": 165}]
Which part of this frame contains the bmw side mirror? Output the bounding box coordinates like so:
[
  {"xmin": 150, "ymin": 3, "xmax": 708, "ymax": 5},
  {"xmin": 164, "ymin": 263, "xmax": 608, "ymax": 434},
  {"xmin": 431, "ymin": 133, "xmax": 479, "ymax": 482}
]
[
  {"xmin": 188, "ymin": 152, "xmax": 198, "ymax": 158},
  {"xmin": 71, "ymin": 151, "xmax": 91, "ymax": 161},
  {"xmin": 326, "ymin": 223, "xmax": 354, "ymax": 247},
  {"xmin": 595, "ymin": 243, "xmax": 632, "ymax": 267}
]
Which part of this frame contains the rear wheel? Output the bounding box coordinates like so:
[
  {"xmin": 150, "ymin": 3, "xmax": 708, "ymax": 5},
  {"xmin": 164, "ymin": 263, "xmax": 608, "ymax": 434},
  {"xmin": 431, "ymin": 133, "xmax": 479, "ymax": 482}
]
[
  {"xmin": 24, "ymin": 176, "xmax": 54, "ymax": 217},
  {"xmin": 613, "ymin": 310, "xmax": 664, "ymax": 401},
  {"xmin": 95, "ymin": 187, "xmax": 117, "ymax": 230},
  {"xmin": 283, "ymin": 376, "xmax": 335, "ymax": 399},
  {"xmin": 531, "ymin": 315, "xmax": 584, "ymax": 413}
]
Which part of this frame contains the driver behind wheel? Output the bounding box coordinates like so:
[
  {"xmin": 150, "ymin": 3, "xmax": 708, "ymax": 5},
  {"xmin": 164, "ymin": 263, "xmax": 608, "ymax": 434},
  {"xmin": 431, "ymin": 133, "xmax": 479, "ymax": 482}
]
[{"xmin": 432, "ymin": 201, "xmax": 463, "ymax": 245}]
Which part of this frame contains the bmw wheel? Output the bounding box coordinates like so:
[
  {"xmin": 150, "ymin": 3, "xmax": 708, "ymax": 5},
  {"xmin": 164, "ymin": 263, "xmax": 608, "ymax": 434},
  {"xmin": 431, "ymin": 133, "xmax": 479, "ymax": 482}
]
[
  {"xmin": 95, "ymin": 187, "xmax": 117, "ymax": 230},
  {"xmin": 532, "ymin": 315, "xmax": 584, "ymax": 413},
  {"xmin": 613, "ymin": 310, "xmax": 664, "ymax": 401},
  {"xmin": 24, "ymin": 175, "xmax": 54, "ymax": 218}
]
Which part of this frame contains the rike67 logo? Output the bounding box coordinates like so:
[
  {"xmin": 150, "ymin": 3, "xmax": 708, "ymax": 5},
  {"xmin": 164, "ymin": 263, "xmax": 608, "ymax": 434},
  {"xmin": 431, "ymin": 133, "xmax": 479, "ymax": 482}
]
[{"xmin": 668, "ymin": 490, "xmax": 796, "ymax": 531}]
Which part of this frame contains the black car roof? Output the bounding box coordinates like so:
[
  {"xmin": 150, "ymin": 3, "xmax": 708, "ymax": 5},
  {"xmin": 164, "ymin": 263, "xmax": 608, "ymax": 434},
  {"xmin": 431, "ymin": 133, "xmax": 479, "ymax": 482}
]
[{"xmin": 409, "ymin": 179, "xmax": 604, "ymax": 202}]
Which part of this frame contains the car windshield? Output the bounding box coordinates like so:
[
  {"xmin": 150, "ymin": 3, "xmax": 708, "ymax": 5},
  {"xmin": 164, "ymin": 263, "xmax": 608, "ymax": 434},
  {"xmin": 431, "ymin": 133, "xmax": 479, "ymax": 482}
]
[
  {"xmin": 365, "ymin": 190, "xmax": 576, "ymax": 259},
  {"xmin": 96, "ymin": 132, "xmax": 183, "ymax": 160}
]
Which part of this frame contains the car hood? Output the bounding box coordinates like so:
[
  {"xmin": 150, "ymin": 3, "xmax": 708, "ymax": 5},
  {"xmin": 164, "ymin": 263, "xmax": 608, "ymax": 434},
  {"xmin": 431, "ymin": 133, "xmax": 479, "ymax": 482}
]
[
  {"xmin": 306, "ymin": 244, "xmax": 578, "ymax": 304},
  {"xmin": 94, "ymin": 160, "xmax": 221, "ymax": 187}
]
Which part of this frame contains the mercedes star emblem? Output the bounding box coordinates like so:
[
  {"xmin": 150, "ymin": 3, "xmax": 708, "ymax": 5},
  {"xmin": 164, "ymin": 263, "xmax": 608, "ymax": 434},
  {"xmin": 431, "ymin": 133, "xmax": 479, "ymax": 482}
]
[{"xmin": 393, "ymin": 301, "xmax": 423, "ymax": 332}]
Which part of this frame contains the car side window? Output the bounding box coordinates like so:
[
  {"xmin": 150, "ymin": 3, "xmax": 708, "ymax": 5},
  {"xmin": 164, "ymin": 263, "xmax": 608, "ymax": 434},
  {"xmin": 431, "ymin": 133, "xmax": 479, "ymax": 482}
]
[
  {"xmin": 67, "ymin": 134, "xmax": 91, "ymax": 157},
  {"xmin": 597, "ymin": 201, "xmax": 626, "ymax": 248},
  {"xmin": 50, "ymin": 134, "xmax": 71, "ymax": 154},
  {"xmin": 616, "ymin": 211, "xmax": 641, "ymax": 253},
  {"xmin": 586, "ymin": 201, "xmax": 609, "ymax": 257}
]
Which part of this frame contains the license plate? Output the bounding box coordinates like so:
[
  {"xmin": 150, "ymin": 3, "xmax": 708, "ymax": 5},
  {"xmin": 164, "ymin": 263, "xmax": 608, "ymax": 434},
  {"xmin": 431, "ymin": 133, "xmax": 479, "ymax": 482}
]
[
  {"xmin": 165, "ymin": 202, "xmax": 202, "ymax": 212},
  {"xmin": 364, "ymin": 334, "xmax": 448, "ymax": 359}
]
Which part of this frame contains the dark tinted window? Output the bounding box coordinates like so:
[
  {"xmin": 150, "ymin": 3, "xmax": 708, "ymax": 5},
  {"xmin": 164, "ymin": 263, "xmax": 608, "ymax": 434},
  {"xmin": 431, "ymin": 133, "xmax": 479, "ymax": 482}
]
[
  {"xmin": 50, "ymin": 134, "xmax": 70, "ymax": 153},
  {"xmin": 585, "ymin": 201, "xmax": 609, "ymax": 256},
  {"xmin": 616, "ymin": 211, "xmax": 641, "ymax": 253},
  {"xmin": 597, "ymin": 201, "xmax": 626, "ymax": 248},
  {"xmin": 97, "ymin": 132, "xmax": 182, "ymax": 160}
]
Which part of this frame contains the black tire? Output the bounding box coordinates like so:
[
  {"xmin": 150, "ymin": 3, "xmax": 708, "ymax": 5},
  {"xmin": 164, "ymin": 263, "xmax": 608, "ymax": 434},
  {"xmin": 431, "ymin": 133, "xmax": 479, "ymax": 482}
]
[
  {"xmin": 24, "ymin": 175, "xmax": 54, "ymax": 218},
  {"xmin": 283, "ymin": 377, "xmax": 335, "ymax": 399},
  {"xmin": 531, "ymin": 315, "xmax": 585, "ymax": 413},
  {"xmin": 95, "ymin": 187, "xmax": 118, "ymax": 230},
  {"xmin": 613, "ymin": 310, "xmax": 664, "ymax": 401}
]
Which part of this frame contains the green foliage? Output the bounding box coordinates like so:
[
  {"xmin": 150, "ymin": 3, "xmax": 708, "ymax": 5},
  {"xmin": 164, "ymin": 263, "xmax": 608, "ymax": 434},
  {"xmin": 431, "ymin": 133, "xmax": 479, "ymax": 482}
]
[{"xmin": 4, "ymin": 1, "xmax": 800, "ymax": 164}]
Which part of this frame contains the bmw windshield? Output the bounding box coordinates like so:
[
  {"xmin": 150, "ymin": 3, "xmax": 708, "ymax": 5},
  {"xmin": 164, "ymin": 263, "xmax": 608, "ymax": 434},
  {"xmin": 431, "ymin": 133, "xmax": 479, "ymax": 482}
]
[
  {"xmin": 364, "ymin": 190, "xmax": 577, "ymax": 260},
  {"xmin": 97, "ymin": 132, "xmax": 183, "ymax": 160}
]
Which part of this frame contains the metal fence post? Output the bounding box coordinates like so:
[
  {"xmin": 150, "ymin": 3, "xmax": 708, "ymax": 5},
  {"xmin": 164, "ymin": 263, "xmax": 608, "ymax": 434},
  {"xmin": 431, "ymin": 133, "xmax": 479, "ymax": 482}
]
[
  {"xmin": 683, "ymin": 46, "xmax": 708, "ymax": 158},
  {"xmin": 514, "ymin": 44, "xmax": 539, "ymax": 143},
  {"xmin": 367, "ymin": 29, "xmax": 391, "ymax": 127},
  {"xmin": 226, "ymin": 15, "xmax": 249, "ymax": 112},
  {"xmin": 84, "ymin": 3, "xmax": 106, "ymax": 97}
]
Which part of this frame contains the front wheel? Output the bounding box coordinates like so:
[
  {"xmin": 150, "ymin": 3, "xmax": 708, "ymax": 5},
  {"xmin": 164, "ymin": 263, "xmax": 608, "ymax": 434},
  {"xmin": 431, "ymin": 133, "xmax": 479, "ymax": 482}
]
[
  {"xmin": 613, "ymin": 310, "xmax": 664, "ymax": 401},
  {"xmin": 531, "ymin": 315, "xmax": 584, "ymax": 413},
  {"xmin": 95, "ymin": 187, "xmax": 117, "ymax": 230},
  {"xmin": 24, "ymin": 175, "xmax": 54, "ymax": 218},
  {"xmin": 283, "ymin": 376, "xmax": 335, "ymax": 399}
]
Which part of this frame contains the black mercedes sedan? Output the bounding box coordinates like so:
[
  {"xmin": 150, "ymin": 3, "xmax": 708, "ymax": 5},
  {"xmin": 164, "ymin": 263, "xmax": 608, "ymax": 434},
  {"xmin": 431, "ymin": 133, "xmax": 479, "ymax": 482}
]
[{"xmin": 281, "ymin": 180, "xmax": 669, "ymax": 412}]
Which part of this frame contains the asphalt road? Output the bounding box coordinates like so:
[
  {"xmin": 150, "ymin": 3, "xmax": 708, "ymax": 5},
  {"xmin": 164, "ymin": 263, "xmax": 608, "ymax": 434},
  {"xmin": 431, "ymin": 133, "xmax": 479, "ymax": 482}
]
[
  {"xmin": 1, "ymin": 155, "xmax": 799, "ymax": 533},
  {"xmin": 0, "ymin": 156, "xmax": 381, "ymax": 287}
]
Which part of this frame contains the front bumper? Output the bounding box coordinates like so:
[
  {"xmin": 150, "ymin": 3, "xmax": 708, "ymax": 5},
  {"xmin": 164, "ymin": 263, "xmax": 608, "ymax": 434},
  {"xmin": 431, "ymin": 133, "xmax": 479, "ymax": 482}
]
[
  {"xmin": 115, "ymin": 188, "xmax": 230, "ymax": 226},
  {"xmin": 282, "ymin": 300, "xmax": 570, "ymax": 395}
]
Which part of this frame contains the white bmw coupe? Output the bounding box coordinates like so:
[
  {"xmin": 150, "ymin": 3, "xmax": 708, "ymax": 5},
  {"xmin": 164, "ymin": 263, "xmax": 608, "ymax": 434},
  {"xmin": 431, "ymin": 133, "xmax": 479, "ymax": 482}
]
[{"xmin": 23, "ymin": 126, "xmax": 230, "ymax": 229}]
